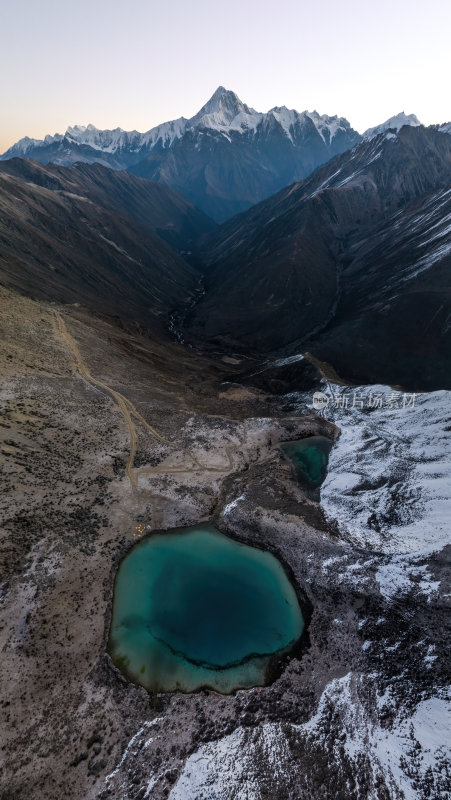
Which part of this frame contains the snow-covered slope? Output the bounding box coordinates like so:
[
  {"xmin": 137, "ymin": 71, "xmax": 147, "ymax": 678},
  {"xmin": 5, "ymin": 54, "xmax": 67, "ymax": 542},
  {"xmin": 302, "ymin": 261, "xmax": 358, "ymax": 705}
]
[
  {"xmin": 363, "ymin": 112, "xmax": 421, "ymax": 139},
  {"xmin": 2, "ymin": 132, "xmax": 64, "ymax": 158},
  {"xmin": 188, "ymin": 85, "xmax": 261, "ymax": 133},
  {"xmin": 168, "ymin": 681, "xmax": 450, "ymax": 800},
  {"xmin": 318, "ymin": 384, "xmax": 451, "ymax": 554},
  {"xmin": 4, "ymin": 119, "xmax": 182, "ymax": 158}
]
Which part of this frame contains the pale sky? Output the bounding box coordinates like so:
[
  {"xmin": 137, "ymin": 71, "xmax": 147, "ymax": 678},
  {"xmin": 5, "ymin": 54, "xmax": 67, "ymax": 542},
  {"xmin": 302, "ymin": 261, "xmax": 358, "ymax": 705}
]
[{"xmin": 1, "ymin": 0, "xmax": 450, "ymax": 153}]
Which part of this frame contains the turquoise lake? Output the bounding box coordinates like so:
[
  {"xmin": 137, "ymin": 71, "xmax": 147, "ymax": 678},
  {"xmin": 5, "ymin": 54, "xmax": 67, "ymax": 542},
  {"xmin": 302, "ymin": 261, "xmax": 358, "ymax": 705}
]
[
  {"xmin": 281, "ymin": 436, "xmax": 333, "ymax": 487},
  {"xmin": 108, "ymin": 524, "xmax": 304, "ymax": 693}
]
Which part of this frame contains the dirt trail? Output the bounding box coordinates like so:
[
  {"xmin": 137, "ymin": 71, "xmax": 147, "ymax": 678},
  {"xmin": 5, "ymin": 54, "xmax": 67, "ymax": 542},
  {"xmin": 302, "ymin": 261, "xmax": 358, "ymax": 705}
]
[
  {"xmin": 52, "ymin": 311, "xmax": 140, "ymax": 489},
  {"xmin": 52, "ymin": 311, "xmax": 239, "ymax": 490}
]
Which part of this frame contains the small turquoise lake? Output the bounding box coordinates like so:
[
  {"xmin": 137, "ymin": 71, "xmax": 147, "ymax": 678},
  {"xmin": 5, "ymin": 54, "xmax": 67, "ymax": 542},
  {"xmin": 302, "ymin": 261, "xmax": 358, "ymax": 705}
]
[
  {"xmin": 108, "ymin": 524, "xmax": 304, "ymax": 693},
  {"xmin": 281, "ymin": 436, "xmax": 333, "ymax": 488}
]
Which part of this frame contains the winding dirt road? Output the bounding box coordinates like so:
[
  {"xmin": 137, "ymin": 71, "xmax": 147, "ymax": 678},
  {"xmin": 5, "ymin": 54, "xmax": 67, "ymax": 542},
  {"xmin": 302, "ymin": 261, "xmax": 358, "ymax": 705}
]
[{"xmin": 52, "ymin": 311, "xmax": 240, "ymax": 490}]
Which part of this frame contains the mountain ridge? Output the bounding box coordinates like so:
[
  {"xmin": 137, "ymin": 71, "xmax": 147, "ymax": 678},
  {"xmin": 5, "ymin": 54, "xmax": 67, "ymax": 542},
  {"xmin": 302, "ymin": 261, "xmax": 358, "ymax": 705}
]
[
  {"xmin": 2, "ymin": 87, "xmax": 362, "ymax": 159},
  {"xmin": 185, "ymin": 124, "xmax": 451, "ymax": 389},
  {"xmin": 3, "ymin": 87, "xmax": 433, "ymax": 221},
  {"xmin": 0, "ymin": 159, "xmax": 214, "ymax": 333}
]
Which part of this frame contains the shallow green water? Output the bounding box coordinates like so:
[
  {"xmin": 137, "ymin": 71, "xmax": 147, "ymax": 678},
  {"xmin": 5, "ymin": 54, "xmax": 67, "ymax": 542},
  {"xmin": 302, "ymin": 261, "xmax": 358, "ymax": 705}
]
[
  {"xmin": 108, "ymin": 525, "xmax": 304, "ymax": 693},
  {"xmin": 281, "ymin": 436, "xmax": 333, "ymax": 487}
]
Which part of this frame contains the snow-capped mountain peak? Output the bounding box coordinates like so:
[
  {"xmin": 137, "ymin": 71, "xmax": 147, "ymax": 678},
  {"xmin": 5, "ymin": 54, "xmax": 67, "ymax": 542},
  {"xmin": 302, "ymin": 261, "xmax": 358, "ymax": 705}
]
[
  {"xmin": 187, "ymin": 86, "xmax": 259, "ymax": 131},
  {"xmin": 303, "ymin": 110, "xmax": 353, "ymax": 144},
  {"xmin": 193, "ymin": 86, "xmax": 249, "ymax": 116},
  {"xmin": 363, "ymin": 112, "xmax": 421, "ymax": 140},
  {"xmin": 4, "ymin": 136, "xmax": 46, "ymax": 157},
  {"xmin": 266, "ymin": 106, "xmax": 297, "ymax": 141},
  {"xmin": 264, "ymin": 106, "xmax": 352, "ymax": 145}
]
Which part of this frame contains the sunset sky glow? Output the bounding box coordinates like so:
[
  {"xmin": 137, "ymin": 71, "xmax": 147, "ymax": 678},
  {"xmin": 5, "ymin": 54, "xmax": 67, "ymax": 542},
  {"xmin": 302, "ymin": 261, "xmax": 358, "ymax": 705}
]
[{"xmin": 1, "ymin": 0, "xmax": 450, "ymax": 153}]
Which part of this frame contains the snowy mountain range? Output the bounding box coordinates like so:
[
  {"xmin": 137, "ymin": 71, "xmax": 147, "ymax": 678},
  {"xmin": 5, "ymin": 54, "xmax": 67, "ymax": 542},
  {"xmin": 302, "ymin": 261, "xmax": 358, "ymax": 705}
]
[
  {"xmin": 2, "ymin": 87, "xmax": 362, "ymax": 159},
  {"xmin": 2, "ymin": 87, "xmax": 448, "ymax": 220}
]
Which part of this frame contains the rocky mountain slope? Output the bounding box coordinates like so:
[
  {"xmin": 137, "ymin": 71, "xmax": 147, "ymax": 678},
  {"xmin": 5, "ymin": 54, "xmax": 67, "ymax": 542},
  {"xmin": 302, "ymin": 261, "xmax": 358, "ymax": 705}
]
[
  {"xmin": 186, "ymin": 125, "xmax": 451, "ymax": 389},
  {"xmin": 0, "ymin": 159, "xmax": 214, "ymax": 332}
]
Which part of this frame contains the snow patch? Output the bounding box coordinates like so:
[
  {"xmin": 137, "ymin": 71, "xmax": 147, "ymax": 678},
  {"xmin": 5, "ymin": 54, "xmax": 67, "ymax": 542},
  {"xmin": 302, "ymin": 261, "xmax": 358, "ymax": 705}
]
[
  {"xmin": 223, "ymin": 494, "xmax": 245, "ymax": 515},
  {"xmin": 319, "ymin": 385, "xmax": 451, "ymax": 555},
  {"xmin": 169, "ymin": 675, "xmax": 450, "ymax": 800},
  {"xmin": 376, "ymin": 555, "xmax": 441, "ymax": 602}
]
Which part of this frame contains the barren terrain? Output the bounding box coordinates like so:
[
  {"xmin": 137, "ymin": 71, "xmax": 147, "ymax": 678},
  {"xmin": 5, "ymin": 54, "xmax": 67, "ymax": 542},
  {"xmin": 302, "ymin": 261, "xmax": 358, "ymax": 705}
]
[{"xmin": 1, "ymin": 286, "xmax": 449, "ymax": 800}]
